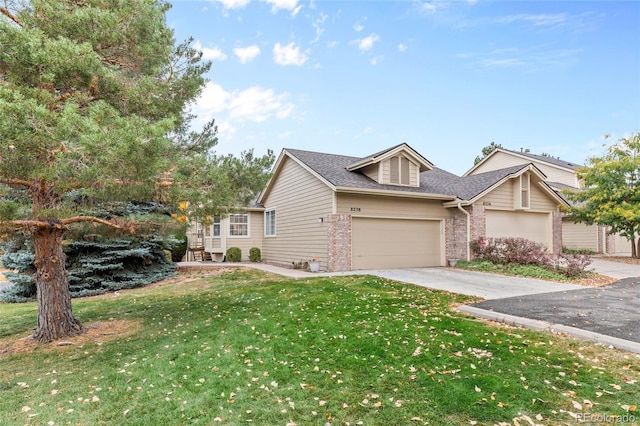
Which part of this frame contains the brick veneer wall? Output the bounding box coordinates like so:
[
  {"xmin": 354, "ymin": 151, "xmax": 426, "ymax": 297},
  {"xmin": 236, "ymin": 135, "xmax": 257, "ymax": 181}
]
[
  {"xmin": 326, "ymin": 214, "xmax": 351, "ymax": 272},
  {"xmin": 469, "ymin": 204, "xmax": 486, "ymax": 248},
  {"xmin": 446, "ymin": 207, "xmax": 470, "ymax": 261},
  {"xmin": 552, "ymin": 210, "xmax": 562, "ymax": 254}
]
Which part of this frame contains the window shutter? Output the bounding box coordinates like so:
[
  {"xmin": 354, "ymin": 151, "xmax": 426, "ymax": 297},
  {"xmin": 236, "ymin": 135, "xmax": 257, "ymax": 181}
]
[{"xmin": 401, "ymin": 157, "xmax": 410, "ymax": 185}]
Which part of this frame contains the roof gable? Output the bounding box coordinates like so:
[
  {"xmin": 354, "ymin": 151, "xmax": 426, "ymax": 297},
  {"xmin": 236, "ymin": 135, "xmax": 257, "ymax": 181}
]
[
  {"xmin": 346, "ymin": 143, "xmax": 433, "ymax": 172},
  {"xmin": 464, "ymin": 148, "xmax": 582, "ymax": 177}
]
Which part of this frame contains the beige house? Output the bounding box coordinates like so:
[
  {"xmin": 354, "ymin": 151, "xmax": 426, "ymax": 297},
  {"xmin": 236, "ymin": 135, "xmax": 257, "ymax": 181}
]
[
  {"xmin": 465, "ymin": 148, "xmax": 631, "ymax": 255},
  {"xmin": 188, "ymin": 143, "xmax": 566, "ymax": 272}
]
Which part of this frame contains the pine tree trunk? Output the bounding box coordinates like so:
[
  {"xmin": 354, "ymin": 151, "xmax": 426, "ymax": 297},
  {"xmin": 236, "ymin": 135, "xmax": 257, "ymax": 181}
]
[{"xmin": 30, "ymin": 222, "xmax": 86, "ymax": 343}]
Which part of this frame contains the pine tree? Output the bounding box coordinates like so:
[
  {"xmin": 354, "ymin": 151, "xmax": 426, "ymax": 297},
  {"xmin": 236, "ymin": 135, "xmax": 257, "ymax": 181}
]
[{"xmin": 0, "ymin": 1, "xmax": 252, "ymax": 342}]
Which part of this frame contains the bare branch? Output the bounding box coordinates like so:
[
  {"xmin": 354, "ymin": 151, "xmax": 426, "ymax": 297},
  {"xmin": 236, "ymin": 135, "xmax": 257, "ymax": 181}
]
[
  {"xmin": 0, "ymin": 5, "xmax": 21, "ymax": 27},
  {"xmin": 62, "ymin": 216, "xmax": 123, "ymax": 229}
]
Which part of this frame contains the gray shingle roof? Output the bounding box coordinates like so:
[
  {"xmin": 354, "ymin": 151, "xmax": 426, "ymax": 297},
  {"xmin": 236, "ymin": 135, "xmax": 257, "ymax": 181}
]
[
  {"xmin": 284, "ymin": 148, "xmax": 534, "ymax": 201},
  {"xmin": 503, "ymin": 148, "xmax": 583, "ymax": 170}
]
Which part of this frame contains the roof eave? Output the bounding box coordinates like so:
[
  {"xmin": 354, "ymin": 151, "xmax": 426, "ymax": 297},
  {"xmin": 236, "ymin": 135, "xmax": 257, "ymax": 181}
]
[{"xmin": 335, "ymin": 186, "xmax": 455, "ymax": 201}]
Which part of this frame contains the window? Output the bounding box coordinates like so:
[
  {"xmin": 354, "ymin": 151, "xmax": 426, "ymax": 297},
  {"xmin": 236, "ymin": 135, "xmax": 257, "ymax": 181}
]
[
  {"xmin": 229, "ymin": 213, "xmax": 249, "ymax": 236},
  {"xmin": 390, "ymin": 156, "xmax": 411, "ymax": 185},
  {"xmin": 265, "ymin": 209, "xmax": 276, "ymax": 236},
  {"xmin": 212, "ymin": 216, "xmax": 221, "ymax": 237},
  {"xmin": 521, "ymin": 174, "xmax": 530, "ymax": 208}
]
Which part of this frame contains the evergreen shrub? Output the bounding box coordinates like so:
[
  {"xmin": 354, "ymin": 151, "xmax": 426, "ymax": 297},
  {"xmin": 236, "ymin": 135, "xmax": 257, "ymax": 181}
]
[
  {"xmin": 249, "ymin": 247, "xmax": 261, "ymax": 262},
  {"xmin": 226, "ymin": 247, "xmax": 241, "ymax": 262},
  {"xmin": 0, "ymin": 235, "xmax": 176, "ymax": 302}
]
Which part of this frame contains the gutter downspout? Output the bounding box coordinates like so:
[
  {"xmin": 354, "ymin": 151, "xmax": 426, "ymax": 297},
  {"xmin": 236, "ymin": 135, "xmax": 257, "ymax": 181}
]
[{"xmin": 457, "ymin": 203, "xmax": 471, "ymax": 261}]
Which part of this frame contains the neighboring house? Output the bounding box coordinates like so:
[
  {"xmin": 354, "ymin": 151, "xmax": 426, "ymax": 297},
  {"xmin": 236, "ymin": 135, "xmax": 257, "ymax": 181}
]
[
  {"xmin": 187, "ymin": 203, "xmax": 264, "ymax": 262},
  {"xmin": 189, "ymin": 143, "xmax": 567, "ymax": 272},
  {"xmin": 465, "ymin": 147, "xmax": 631, "ymax": 255}
]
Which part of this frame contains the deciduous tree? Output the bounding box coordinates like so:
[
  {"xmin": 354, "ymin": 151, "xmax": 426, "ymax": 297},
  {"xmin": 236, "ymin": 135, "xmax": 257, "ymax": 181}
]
[{"xmin": 564, "ymin": 133, "xmax": 640, "ymax": 257}]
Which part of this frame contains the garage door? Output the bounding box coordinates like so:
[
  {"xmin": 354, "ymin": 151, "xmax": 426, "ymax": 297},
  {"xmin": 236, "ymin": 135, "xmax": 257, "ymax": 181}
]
[
  {"xmin": 612, "ymin": 233, "xmax": 632, "ymax": 255},
  {"xmin": 485, "ymin": 210, "xmax": 551, "ymax": 249},
  {"xmin": 562, "ymin": 221, "xmax": 599, "ymax": 252},
  {"xmin": 352, "ymin": 218, "xmax": 442, "ymax": 270}
]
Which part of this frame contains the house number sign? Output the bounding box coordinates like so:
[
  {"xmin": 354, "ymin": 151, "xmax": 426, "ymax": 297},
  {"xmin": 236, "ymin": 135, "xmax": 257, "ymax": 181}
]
[{"xmin": 351, "ymin": 207, "xmax": 361, "ymax": 212}]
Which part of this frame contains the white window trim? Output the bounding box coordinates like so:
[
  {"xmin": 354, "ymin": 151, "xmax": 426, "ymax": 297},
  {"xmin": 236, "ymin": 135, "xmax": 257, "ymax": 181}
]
[
  {"xmin": 265, "ymin": 209, "xmax": 276, "ymax": 237},
  {"xmin": 212, "ymin": 216, "xmax": 221, "ymax": 238},
  {"xmin": 228, "ymin": 213, "xmax": 250, "ymax": 238},
  {"xmin": 520, "ymin": 174, "xmax": 530, "ymax": 209}
]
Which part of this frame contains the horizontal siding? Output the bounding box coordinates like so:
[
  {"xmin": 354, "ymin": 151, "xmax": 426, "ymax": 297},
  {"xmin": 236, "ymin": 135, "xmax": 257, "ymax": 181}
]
[
  {"xmin": 262, "ymin": 157, "xmax": 333, "ymax": 267},
  {"xmin": 361, "ymin": 164, "xmax": 379, "ymax": 182},
  {"xmin": 477, "ymin": 180, "xmax": 513, "ymax": 209},
  {"xmin": 337, "ymin": 193, "xmax": 449, "ymax": 219},
  {"xmin": 562, "ymin": 221, "xmax": 599, "ymax": 251},
  {"xmin": 478, "ymin": 175, "xmax": 558, "ymax": 211},
  {"xmin": 225, "ymin": 211, "xmax": 263, "ymax": 261},
  {"xmin": 472, "ymin": 151, "xmax": 579, "ymax": 187},
  {"xmin": 530, "ymin": 180, "xmax": 558, "ymax": 210}
]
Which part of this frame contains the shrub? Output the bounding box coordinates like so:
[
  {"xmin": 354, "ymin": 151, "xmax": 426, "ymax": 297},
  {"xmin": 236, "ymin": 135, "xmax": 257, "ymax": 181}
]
[
  {"xmin": 471, "ymin": 237, "xmax": 549, "ymax": 266},
  {"xmin": 249, "ymin": 247, "xmax": 261, "ymax": 262},
  {"xmin": 226, "ymin": 247, "xmax": 242, "ymax": 262},
  {"xmin": 0, "ymin": 235, "xmax": 176, "ymax": 302},
  {"xmin": 470, "ymin": 237, "xmax": 592, "ymax": 278},
  {"xmin": 169, "ymin": 234, "xmax": 188, "ymax": 262}
]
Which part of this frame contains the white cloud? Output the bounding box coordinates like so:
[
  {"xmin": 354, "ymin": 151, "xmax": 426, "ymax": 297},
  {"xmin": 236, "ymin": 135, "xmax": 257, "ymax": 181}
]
[
  {"xmin": 370, "ymin": 56, "xmax": 383, "ymax": 66},
  {"xmin": 398, "ymin": 43, "xmax": 407, "ymax": 52},
  {"xmin": 214, "ymin": 0, "xmax": 250, "ymax": 10},
  {"xmin": 233, "ymin": 45, "xmax": 261, "ymax": 63},
  {"xmin": 194, "ymin": 41, "xmax": 227, "ymax": 61},
  {"xmin": 310, "ymin": 13, "xmax": 328, "ymax": 44},
  {"xmin": 264, "ymin": 0, "xmax": 301, "ymax": 14},
  {"xmin": 354, "ymin": 23, "xmax": 364, "ymax": 32},
  {"xmin": 192, "ymin": 82, "xmax": 295, "ymax": 136},
  {"xmin": 354, "ymin": 33, "xmax": 379, "ymax": 52},
  {"xmin": 495, "ymin": 13, "xmax": 568, "ymax": 26},
  {"xmin": 273, "ymin": 42, "xmax": 309, "ymax": 66}
]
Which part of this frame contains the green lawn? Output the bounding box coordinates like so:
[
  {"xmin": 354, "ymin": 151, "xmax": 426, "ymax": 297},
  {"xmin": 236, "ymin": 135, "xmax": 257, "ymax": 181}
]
[{"xmin": 1, "ymin": 269, "xmax": 638, "ymax": 425}]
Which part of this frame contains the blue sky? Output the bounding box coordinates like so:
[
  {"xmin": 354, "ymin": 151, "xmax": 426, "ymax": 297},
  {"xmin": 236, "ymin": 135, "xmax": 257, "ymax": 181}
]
[{"xmin": 167, "ymin": 0, "xmax": 640, "ymax": 175}]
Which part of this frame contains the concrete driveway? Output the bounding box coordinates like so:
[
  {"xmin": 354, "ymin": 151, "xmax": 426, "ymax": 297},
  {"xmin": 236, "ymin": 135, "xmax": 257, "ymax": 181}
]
[{"xmin": 366, "ymin": 267, "xmax": 586, "ymax": 299}]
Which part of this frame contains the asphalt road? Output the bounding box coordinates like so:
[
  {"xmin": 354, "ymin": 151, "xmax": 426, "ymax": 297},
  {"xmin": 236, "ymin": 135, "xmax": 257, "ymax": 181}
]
[{"xmin": 469, "ymin": 277, "xmax": 640, "ymax": 343}]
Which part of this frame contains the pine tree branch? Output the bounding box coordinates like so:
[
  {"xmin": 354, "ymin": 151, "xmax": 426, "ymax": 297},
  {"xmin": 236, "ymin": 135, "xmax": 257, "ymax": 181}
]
[
  {"xmin": 0, "ymin": 177, "xmax": 33, "ymax": 187},
  {"xmin": 62, "ymin": 216, "xmax": 123, "ymax": 229},
  {"xmin": 11, "ymin": 220, "xmax": 65, "ymax": 230},
  {"xmin": 0, "ymin": 6, "xmax": 21, "ymax": 26}
]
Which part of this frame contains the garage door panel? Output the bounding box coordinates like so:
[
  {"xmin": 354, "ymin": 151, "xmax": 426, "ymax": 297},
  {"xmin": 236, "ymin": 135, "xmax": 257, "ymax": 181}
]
[
  {"xmin": 352, "ymin": 218, "xmax": 442, "ymax": 270},
  {"xmin": 485, "ymin": 211, "xmax": 550, "ymax": 248}
]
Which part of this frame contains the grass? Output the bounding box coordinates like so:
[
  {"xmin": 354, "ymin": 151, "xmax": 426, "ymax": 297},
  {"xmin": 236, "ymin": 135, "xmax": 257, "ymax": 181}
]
[{"xmin": 1, "ymin": 269, "xmax": 639, "ymax": 426}]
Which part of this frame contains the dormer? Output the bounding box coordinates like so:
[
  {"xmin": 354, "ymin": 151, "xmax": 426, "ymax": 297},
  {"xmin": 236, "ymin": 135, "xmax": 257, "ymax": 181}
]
[{"xmin": 346, "ymin": 143, "xmax": 433, "ymax": 188}]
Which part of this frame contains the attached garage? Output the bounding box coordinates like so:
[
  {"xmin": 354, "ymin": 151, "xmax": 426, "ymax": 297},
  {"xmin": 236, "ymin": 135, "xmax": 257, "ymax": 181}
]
[
  {"xmin": 351, "ymin": 218, "xmax": 443, "ymax": 270},
  {"xmin": 485, "ymin": 210, "xmax": 551, "ymax": 249},
  {"xmin": 612, "ymin": 233, "xmax": 633, "ymax": 255},
  {"xmin": 562, "ymin": 221, "xmax": 599, "ymax": 252}
]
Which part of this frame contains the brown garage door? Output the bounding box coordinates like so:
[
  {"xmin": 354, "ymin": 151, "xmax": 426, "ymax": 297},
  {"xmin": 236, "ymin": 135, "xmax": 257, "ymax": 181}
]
[
  {"xmin": 485, "ymin": 210, "xmax": 551, "ymax": 249},
  {"xmin": 351, "ymin": 218, "xmax": 442, "ymax": 270}
]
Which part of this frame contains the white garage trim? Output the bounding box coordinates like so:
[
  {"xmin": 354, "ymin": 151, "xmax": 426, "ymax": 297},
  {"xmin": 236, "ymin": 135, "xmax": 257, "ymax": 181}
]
[{"xmin": 351, "ymin": 218, "xmax": 444, "ymax": 270}]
